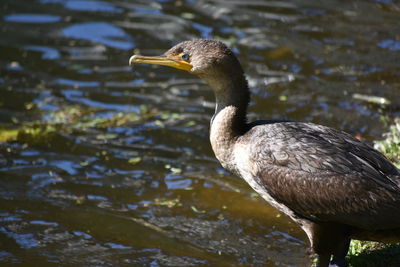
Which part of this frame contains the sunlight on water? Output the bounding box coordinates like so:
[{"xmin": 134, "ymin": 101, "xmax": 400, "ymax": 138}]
[
  {"xmin": 63, "ymin": 22, "xmax": 135, "ymax": 50},
  {"xmin": 4, "ymin": 14, "xmax": 61, "ymax": 23}
]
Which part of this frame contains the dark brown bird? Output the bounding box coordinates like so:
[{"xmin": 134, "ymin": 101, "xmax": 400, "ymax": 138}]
[{"xmin": 129, "ymin": 39, "xmax": 400, "ymax": 267}]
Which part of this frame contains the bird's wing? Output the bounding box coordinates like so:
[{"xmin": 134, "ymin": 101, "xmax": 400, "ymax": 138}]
[{"xmin": 238, "ymin": 122, "xmax": 400, "ymax": 229}]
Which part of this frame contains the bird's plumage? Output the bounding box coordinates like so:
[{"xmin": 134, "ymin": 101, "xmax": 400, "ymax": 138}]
[
  {"xmin": 236, "ymin": 121, "xmax": 400, "ymax": 230},
  {"xmin": 130, "ymin": 39, "xmax": 400, "ymax": 266}
]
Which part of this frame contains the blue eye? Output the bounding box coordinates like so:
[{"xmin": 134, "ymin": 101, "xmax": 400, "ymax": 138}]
[{"xmin": 181, "ymin": 54, "xmax": 189, "ymax": 61}]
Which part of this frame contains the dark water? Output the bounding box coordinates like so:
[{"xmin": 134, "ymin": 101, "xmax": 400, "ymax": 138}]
[{"xmin": 0, "ymin": 0, "xmax": 399, "ymax": 266}]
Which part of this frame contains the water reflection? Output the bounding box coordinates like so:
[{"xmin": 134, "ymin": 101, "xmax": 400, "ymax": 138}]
[
  {"xmin": 378, "ymin": 39, "xmax": 400, "ymax": 51},
  {"xmin": 1, "ymin": 0, "xmax": 399, "ymax": 266},
  {"xmin": 63, "ymin": 22, "xmax": 134, "ymax": 50},
  {"xmin": 24, "ymin": 46, "xmax": 61, "ymax": 60},
  {"xmin": 56, "ymin": 0, "xmax": 123, "ymax": 13},
  {"xmin": 4, "ymin": 14, "xmax": 61, "ymax": 23}
]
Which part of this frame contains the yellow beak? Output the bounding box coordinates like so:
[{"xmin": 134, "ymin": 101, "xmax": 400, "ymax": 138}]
[{"xmin": 129, "ymin": 55, "xmax": 192, "ymax": 72}]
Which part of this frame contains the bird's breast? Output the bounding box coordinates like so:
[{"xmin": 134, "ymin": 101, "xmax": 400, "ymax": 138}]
[
  {"xmin": 209, "ymin": 106, "xmax": 242, "ymax": 171},
  {"xmin": 233, "ymin": 143, "xmax": 299, "ymax": 220}
]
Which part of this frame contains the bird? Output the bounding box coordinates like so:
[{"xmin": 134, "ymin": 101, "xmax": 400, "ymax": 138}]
[{"xmin": 129, "ymin": 39, "xmax": 400, "ymax": 267}]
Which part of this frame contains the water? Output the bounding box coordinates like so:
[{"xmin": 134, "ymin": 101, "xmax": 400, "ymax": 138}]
[{"xmin": 0, "ymin": 0, "xmax": 399, "ymax": 266}]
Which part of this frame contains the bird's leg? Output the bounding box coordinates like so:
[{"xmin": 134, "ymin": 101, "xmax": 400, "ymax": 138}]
[
  {"xmin": 328, "ymin": 259, "xmax": 346, "ymax": 267},
  {"xmin": 315, "ymin": 237, "xmax": 349, "ymax": 267},
  {"xmin": 316, "ymin": 253, "xmax": 331, "ymax": 267},
  {"xmin": 329, "ymin": 237, "xmax": 350, "ymax": 267},
  {"xmin": 300, "ymin": 220, "xmax": 350, "ymax": 267}
]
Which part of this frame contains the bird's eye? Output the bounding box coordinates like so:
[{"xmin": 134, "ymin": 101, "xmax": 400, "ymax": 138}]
[{"xmin": 181, "ymin": 53, "xmax": 190, "ymax": 61}]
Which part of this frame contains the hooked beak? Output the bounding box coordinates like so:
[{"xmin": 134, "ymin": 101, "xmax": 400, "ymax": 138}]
[{"xmin": 129, "ymin": 54, "xmax": 192, "ymax": 72}]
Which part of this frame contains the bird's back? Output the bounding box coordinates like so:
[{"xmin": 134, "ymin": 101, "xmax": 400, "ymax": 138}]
[{"xmin": 233, "ymin": 121, "xmax": 400, "ymax": 231}]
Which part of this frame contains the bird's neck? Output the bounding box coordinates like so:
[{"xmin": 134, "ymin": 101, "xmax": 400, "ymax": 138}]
[{"xmin": 207, "ymin": 73, "xmax": 250, "ymax": 171}]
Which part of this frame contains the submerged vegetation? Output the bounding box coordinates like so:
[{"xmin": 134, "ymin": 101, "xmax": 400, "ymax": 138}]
[{"xmin": 0, "ymin": 103, "xmax": 194, "ymax": 144}]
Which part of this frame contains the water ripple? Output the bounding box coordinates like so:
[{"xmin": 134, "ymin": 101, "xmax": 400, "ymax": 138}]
[
  {"xmin": 63, "ymin": 22, "xmax": 134, "ymax": 50},
  {"xmin": 4, "ymin": 14, "xmax": 61, "ymax": 23}
]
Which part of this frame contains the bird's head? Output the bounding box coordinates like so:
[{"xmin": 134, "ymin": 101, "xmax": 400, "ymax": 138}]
[{"xmin": 129, "ymin": 39, "xmax": 245, "ymax": 91}]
